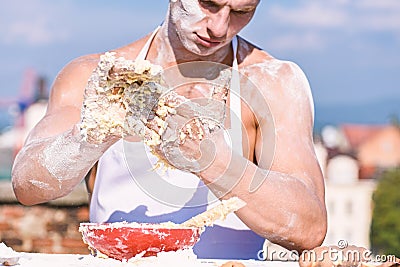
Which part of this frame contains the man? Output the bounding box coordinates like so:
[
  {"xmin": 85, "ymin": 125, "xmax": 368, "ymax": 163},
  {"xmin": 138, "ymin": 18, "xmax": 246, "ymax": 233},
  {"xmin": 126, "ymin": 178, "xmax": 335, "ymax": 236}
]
[{"xmin": 12, "ymin": 0, "xmax": 327, "ymax": 259}]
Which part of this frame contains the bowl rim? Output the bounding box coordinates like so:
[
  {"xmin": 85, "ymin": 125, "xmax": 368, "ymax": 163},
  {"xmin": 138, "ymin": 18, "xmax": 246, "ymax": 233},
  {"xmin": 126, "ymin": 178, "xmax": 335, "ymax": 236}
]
[{"xmin": 79, "ymin": 222, "xmax": 203, "ymax": 231}]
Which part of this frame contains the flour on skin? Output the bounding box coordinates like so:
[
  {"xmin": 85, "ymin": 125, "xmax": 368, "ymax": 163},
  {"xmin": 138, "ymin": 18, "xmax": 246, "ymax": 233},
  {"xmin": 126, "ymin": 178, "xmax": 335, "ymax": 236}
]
[{"xmin": 170, "ymin": 0, "xmax": 206, "ymax": 54}]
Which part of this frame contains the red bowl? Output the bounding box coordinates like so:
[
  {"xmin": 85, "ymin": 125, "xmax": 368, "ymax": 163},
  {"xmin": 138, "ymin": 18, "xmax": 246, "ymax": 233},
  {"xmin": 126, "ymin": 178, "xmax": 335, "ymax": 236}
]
[{"xmin": 79, "ymin": 222, "xmax": 203, "ymax": 261}]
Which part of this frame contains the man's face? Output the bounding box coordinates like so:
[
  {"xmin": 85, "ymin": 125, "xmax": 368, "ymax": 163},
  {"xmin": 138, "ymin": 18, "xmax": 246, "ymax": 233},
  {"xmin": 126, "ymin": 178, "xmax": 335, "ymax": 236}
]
[{"xmin": 169, "ymin": 0, "xmax": 259, "ymax": 56}]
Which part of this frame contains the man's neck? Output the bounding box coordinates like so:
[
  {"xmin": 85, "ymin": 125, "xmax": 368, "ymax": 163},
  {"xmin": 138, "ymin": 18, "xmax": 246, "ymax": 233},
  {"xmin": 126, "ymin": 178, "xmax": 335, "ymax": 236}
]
[{"xmin": 150, "ymin": 23, "xmax": 234, "ymax": 67}]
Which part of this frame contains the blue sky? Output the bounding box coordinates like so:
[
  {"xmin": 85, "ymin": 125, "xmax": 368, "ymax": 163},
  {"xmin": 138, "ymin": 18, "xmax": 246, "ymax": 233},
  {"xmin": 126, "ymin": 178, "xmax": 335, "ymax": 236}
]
[{"xmin": 1, "ymin": 0, "xmax": 399, "ymax": 109}]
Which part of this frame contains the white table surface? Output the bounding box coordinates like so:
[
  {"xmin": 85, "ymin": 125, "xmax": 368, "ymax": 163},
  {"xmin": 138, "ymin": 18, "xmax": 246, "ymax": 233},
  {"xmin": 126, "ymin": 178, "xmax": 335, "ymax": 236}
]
[{"xmin": 1, "ymin": 253, "xmax": 300, "ymax": 267}]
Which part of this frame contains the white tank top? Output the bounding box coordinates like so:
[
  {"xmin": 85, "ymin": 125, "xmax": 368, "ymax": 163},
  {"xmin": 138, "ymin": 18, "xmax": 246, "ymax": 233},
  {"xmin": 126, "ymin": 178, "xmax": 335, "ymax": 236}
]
[{"xmin": 90, "ymin": 28, "xmax": 247, "ymax": 230}]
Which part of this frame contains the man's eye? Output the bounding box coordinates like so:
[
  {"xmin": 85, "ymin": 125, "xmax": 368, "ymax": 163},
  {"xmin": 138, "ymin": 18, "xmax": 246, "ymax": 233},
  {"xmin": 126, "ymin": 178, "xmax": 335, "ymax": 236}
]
[
  {"xmin": 232, "ymin": 10, "xmax": 250, "ymax": 15},
  {"xmin": 199, "ymin": 0, "xmax": 219, "ymax": 9},
  {"xmin": 231, "ymin": 8, "xmax": 255, "ymax": 16}
]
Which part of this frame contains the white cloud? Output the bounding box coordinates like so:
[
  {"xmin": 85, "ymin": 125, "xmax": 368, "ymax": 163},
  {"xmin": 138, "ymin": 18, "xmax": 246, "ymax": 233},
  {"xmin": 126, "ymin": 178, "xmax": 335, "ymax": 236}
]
[
  {"xmin": 355, "ymin": 0, "xmax": 400, "ymax": 10},
  {"xmin": 254, "ymin": 0, "xmax": 400, "ymax": 53},
  {"xmin": 0, "ymin": 0, "xmax": 71, "ymax": 46},
  {"xmin": 353, "ymin": 4, "xmax": 400, "ymax": 33},
  {"xmin": 265, "ymin": 0, "xmax": 400, "ymax": 33},
  {"xmin": 0, "ymin": 0, "xmax": 166, "ymax": 47},
  {"xmin": 3, "ymin": 17, "xmax": 68, "ymax": 46},
  {"xmin": 267, "ymin": 2, "xmax": 349, "ymax": 29},
  {"xmin": 267, "ymin": 32, "xmax": 325, "ymax": 52},
  {"xmin": 362, "ymin": 14, "xmax": 400, "ymax": 32}
]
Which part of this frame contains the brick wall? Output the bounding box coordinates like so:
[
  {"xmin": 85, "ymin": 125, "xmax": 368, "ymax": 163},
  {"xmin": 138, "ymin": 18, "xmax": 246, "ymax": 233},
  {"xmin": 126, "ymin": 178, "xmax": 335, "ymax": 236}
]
[{"xmin": 0, "ymin": 181, "xmax": 91, "ymax": 255}]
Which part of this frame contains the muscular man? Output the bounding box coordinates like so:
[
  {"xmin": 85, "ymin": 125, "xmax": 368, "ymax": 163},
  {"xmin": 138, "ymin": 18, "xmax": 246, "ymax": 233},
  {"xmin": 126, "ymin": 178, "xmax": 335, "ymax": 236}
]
[{"xmin": 12, "ymin": 0, "xmax": 327, "ymax": 259}]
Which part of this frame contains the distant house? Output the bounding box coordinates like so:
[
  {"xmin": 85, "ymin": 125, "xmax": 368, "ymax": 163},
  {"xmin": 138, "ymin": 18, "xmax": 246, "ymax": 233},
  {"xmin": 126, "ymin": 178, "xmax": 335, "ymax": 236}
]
[
  {"xmin": 322, "ymin": 154, "xmax": 376, "ymax": 249},
  {"xmin": 316, "ymin": 123, "xmax": 400, "ymax": 250},
  {"xmin": 357, "ymin": 125, "xmax": 400, "ymax": 168},
  {"xmin": 340, "ymin": 124, "xmax": 385, "ymax": 150},
  {"xmin": 339, "ymin": 124, "xmax": 400, "ymax": 178},
  {"xmin": 323, "ymin": 179, "xmax": 376, "ymax": 249}
]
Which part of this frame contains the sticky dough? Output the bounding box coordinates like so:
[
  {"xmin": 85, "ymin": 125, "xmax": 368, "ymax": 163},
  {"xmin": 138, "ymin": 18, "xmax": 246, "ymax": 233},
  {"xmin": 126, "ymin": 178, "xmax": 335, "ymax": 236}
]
[
  {"xmin": 80, "ymin": 52, "xmax": 230, "ymax": 171},
  {"xmin": 80, "ymin": 52, "xmax": 165, "ymax": 144}
]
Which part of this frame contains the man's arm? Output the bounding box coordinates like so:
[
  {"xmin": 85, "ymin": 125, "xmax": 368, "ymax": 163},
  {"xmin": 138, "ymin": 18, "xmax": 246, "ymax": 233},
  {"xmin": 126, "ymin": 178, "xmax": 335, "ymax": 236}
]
[
  {"xmin": 198, "ymin": 60, "xmax": 327, "ymax": 252},
  {"xmin": 12, "ymin": 56, "xmax": 117, "ymax": 205}
]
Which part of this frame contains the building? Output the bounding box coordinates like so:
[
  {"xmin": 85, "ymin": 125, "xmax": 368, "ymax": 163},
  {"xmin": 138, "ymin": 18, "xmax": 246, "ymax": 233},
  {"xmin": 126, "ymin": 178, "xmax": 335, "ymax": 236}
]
[
  {"xmin": 323, "ymin": 154, "xmax": 376, "ymax": 249},
  {"xmin": 357, "ymin": 125, "xmax": 400, "ymax": 169},
  {"xmin": 317, "ymin": 123, "xmax": 400, "ymax": 250},
  {"xmin": 340, "ymin": 124, "xmax": 400, "ymax": 178}
]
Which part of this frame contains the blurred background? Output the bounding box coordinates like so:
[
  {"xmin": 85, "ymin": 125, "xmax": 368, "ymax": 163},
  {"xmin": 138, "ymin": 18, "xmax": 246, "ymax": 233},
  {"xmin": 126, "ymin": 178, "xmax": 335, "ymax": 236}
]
[{"xmin": 0, "ymin": 0, "xmax": 399, "ymax": 258}]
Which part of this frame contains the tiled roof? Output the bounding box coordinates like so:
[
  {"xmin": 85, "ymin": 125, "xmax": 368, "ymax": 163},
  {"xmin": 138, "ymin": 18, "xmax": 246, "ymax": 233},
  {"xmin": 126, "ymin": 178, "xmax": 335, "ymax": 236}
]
[{"xmin": 340, "ymin": 124, "xmax": 385, "ymax": 149}]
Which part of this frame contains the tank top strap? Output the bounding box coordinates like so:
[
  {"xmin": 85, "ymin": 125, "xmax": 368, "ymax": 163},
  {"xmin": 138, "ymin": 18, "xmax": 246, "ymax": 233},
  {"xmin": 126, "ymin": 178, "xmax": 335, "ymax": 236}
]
[
  {"xmin": 136, "ymin": 26, "xmax": 161, "ymax": 61},
  {"xmin": 228, "ymin": 36, "xmax": 243, "ymax": 156}
]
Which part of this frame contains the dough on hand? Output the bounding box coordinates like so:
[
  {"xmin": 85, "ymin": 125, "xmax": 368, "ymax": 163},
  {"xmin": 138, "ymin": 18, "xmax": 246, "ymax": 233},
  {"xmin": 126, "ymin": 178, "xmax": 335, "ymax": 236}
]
[{"xmin": 80, "ymin": 51, "xmax": 164, "ymax": 144}]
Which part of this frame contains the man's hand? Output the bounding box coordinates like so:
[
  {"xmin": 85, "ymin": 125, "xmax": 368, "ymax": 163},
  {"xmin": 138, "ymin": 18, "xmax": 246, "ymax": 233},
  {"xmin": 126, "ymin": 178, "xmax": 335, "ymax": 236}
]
[
  {"xmin": 80, "ymin": 51, "xmax": 231, "ymax": 173},
  {"xmin": 141, "ymin": 89, "xmax": 228, "ymax": 173},
  {"xmin": 160, "ymin": 95, "xmax": 227, "ymax": 172},
  {"xmin": 80, "ymin": 52, "xmax": 163, "ymax": 144}
]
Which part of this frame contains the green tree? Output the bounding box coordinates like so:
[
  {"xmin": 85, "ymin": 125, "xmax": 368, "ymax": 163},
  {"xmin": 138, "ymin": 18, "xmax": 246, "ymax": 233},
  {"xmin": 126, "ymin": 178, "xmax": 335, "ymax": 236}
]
[{"xmin": 370, "ymin": 167, "xmax": 400, "ymax": 256}]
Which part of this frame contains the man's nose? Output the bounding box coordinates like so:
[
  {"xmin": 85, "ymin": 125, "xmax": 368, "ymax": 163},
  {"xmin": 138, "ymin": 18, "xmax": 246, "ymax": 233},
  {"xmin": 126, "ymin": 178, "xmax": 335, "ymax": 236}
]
[{"xmin": 207, "ymin": 7, "xmax": 230, "ymax": 39}]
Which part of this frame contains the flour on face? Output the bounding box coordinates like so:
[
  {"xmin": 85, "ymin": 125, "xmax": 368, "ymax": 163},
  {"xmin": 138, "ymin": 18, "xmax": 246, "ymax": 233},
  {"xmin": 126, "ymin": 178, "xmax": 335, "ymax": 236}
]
[{"xmin": 170, "ymin": 0, "xmax": 206, "ymax": 55}]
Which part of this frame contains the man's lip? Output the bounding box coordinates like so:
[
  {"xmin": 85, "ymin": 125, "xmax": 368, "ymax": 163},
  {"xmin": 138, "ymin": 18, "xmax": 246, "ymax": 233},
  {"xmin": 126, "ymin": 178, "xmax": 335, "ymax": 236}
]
[{"xmin": 195, "ymin": 34, "xmax": 223, "ymax": 48}]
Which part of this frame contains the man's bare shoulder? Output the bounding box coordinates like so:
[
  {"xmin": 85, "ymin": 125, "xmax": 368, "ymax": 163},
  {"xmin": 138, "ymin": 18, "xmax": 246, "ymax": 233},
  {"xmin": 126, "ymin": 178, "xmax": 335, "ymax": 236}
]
[
  {"xmin": 56, "ymin": 32, "xmax": 152, "ymax": 84},
  {"xmin": 241, "ymin": 40, "xmax": 311, "ymax": 96},
  {"xmin": 238, "ymin": 38, "xmax": 314, "ymax": 120},
  {"xmin": 60, "ymin": 53, "xmax": 101, "ymax": 80},
  {"xmin": 239, "ymin": 39, "xmax": 305, "ymax": 83},
  {"xmin": 48, "ymin": 54, "xmax": 102, "ymax": 108},
  {"xmin": 50, "ymin": 34, "xmax": 150, "ymax": 109}
]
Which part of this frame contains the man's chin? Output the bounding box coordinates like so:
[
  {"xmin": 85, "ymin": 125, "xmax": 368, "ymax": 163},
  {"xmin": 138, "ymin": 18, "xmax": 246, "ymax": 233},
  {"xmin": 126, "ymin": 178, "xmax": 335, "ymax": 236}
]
[{"xmin": 188, "ymin": 43, "xmax": 224, "ymax": 57}]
